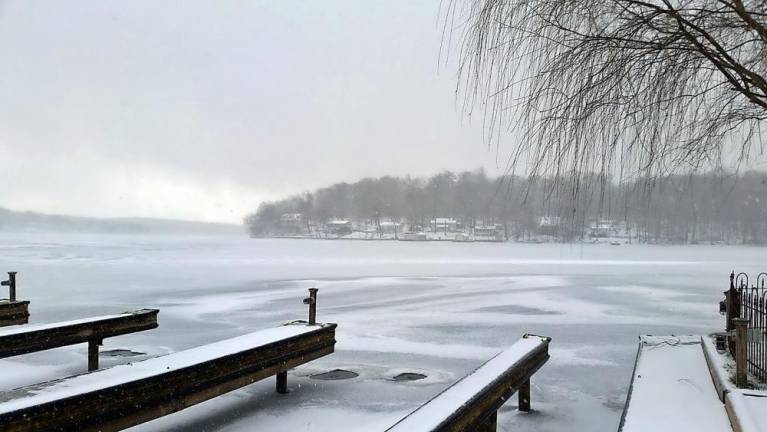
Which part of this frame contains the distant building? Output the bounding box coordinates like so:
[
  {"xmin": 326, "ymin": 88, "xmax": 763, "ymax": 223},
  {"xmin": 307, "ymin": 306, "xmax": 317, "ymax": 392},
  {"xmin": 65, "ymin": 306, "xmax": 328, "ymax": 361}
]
[
  {"xmin": 538, "ymin": 216, "xmax": 562, "ymax": 236},
  {"xmin": 430, "ymin": 218, "xmax": 458, "ymax": 232},
  {"xmin": 588, "ymin": 219, "xmax": 619, "ymax": 238},
  {"xmin": 379, "ymin": 221, "xmax": 400, "ymax": 234},
  {"xmin": 325, "ymin": 220, "xmax": 352, "ymax": 235},
  {"xmin": 279, "ymin": 213, "xmax": 305, "ymax": 234},
  {"xmin": 474, "ymin": 224, "xmax": 504, "ymax": 241}
]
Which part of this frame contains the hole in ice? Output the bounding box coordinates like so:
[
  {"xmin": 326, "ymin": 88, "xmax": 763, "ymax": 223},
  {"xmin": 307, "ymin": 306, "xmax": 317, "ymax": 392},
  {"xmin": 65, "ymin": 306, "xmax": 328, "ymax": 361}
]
[
  {"xmin": 310, "ymin": 369, "xmax": 359, "ymax": 380},
  {"xmin": 100, "ymin": 349, "xmax": 146, "ymax": 357},
  {"xmin": 392, "ymin": 372, "xmax": 427, "ymax": 382}
]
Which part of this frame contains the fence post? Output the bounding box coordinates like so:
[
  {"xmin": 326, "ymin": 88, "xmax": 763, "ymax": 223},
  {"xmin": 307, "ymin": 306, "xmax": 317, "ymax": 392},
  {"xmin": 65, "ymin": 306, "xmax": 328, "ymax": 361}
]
[
  {"xmin": 734, "ymin": 317, "xmax": 749, "ymax": 388},
  {"xmin": 726, "ymin": 271, "xmax": 739, "ymax": 332}
]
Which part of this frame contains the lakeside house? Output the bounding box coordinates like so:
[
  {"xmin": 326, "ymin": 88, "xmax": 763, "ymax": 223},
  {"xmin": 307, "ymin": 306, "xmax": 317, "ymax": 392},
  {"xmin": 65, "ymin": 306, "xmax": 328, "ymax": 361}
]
[
  {"xmin": 379, "ymin": 221, "xmax": 400, "ymax": 235},
  {"xmin": 279, "ymin": 213, "xmax": 305, "ymax": 234},
  {"xmin": 324, "ymin": 220, "xmax": 352, "ymax": 235},
  {"xmin": 474, "ymin": 225, "xmax": 504, "ymax": 241},
  {"xmin": 537, "ymin": 216, "xmax": 563, "ymax": 236},
  {"xmin": 430, "ymin": 218, "xmax": 458, "ymax": 233}
]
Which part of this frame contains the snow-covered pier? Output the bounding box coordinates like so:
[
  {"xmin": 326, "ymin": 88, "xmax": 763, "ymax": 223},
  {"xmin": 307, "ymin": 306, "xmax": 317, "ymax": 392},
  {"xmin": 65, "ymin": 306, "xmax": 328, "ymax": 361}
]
[
  {"xmin": 0, "ymin": 321, "xmax": 337, "ymax": 432},
  {"xmin": 0, "ymin": 272, "xmax": 29, "ymax": 326},
  {"xmin": 619, "ymin": 336, "xmax": 733, "ymax": 432},
  {"xmin": 387, "ymin": 334, "xmax": 551, "ymax": 432},
  {"xmin": 0, "ymin": 309, "xmax": 159, "ymax": 371}
]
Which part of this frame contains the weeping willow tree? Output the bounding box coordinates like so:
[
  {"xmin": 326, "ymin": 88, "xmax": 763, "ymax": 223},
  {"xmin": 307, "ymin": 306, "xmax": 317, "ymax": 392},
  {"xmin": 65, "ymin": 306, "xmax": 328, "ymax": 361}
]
[{"xmin": 444, "ymin": 0, "xmax": 767, "ymax": 199}]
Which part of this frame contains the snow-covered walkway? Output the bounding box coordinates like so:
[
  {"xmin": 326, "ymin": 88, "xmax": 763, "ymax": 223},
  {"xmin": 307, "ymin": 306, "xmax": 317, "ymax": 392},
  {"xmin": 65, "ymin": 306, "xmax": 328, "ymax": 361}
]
[{"xmin": 620, "ymin": 336, "xmax": 732, "ymax": 432}]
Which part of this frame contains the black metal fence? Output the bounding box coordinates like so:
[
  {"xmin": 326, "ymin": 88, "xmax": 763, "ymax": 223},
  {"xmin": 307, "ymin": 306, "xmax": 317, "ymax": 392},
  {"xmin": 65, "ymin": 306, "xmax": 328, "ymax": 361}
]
[{"xmin": 727, "ymin": 272, "xmax": 767, "ymax": 383}]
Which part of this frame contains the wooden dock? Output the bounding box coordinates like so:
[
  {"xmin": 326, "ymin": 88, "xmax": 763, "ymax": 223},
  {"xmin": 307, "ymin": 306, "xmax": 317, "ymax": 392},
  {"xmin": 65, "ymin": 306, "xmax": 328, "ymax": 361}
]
[
  {"xmin": 0, "ymin": 321, "xmax": 337, "ymax": 432},
  {"xmin": 0, "ymin": 300, "xmax": 29, "ymax": 327},
  {"xmin": 0, "ymin": 272, "xmax": 28, "ymax": 326},
  {"xmin": 618, "ymin": 335, "xmax": 732, "ymax": 432},
  {"xmin": 388, "ymin": 334, "xmax": 551, "ymax": 432}
]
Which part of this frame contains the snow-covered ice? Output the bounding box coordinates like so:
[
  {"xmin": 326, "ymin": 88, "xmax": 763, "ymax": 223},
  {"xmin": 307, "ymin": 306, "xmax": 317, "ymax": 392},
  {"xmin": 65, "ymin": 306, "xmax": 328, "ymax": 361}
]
[{"xmin": 0, "ymin": 233, "xmax": 758, "ymax": 431}]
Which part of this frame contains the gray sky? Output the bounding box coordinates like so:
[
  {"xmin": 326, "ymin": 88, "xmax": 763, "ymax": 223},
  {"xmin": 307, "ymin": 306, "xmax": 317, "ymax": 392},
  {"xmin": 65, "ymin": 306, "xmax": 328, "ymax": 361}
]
[{"xmin": 0, "ymin": 1, "xmax": 504, "ymax": 223}]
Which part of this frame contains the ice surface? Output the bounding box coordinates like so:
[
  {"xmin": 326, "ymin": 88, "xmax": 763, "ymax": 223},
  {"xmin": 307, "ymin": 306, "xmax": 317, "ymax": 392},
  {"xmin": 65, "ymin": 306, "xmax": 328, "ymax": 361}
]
[{"xmin": 0, "ymin": 233, "xmax": 755, "ymax": 431}]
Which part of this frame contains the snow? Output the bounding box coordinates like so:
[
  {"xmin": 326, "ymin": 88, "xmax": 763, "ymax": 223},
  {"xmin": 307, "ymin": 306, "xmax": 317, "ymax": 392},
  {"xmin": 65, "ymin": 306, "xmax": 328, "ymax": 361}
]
[
  {"xmin": 619, "ymin": 335, "xmax": 731, "ymax": 432},
  {"xmin": 0, "ymin": 233, "xmax": 758, "ymax": 431},
  {"xmin": 386, "ymin": 336, "xmax": 548, "ymax": 430},
  {"xmin": 702, "ymin": 335, "xmax": 767, "ymax": 432},
  {"xmin": 0, "ymin": 323, "xmax": 331, "ymax": 413},
  {"xmin": 726, "ymin": 391, "xmax": 767, "ymax": 432},
  {"xmin": 701, "ymin": 335, "xmax": 732, "ymax": 401}
]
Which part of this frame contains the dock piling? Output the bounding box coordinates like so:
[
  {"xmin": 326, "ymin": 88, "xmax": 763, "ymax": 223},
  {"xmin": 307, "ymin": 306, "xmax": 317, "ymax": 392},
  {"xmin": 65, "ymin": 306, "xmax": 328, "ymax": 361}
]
[
  {"xmin": 88, "ymin": 338, "xmax": 102, "ymax": 371},
  {"xmin": 519, "ymin": 379, "xmax": 531, "ymax": 412},
  {"xmin": 0, "ymin": 271, "xmax": 29, "ymax": 326},
  {"xmin": 477, "ymin": 411, "xmax": 497, "ymax": 432},
  {"xmin": 1, "ymin": 272, "xmax": 16, "ymax": 302},
  {"xmin": 276, "ymin": 371, "xmax": 288, "ymax": 394},
  {"xmin": 303, "ymin": 288, "xmax": 318, "ymax": 325}
]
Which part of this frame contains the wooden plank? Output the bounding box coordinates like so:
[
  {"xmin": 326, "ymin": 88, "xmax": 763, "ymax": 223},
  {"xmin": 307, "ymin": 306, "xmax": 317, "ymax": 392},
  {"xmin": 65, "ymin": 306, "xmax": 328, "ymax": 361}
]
[
  {"xmin": 0, "ymin": 322, "xmax": 337, "ymax": 432},
  {"xmin": 0, "ymin": 309, "xmax": 158, "ymax": 358},
  {"xmin": 0, "ymin": 300, "xmax": 30, "ymax": 327},
  {"xmin": 387, "ymin": 334, "xmax": 550, "ymax": 432}
]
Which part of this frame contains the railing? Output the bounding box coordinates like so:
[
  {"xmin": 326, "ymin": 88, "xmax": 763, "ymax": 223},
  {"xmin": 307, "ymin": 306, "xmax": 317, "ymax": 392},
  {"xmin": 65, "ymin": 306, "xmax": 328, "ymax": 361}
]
[{"xmin": 724, "ymin": 272, "xmax": 767, "ymax": 385}]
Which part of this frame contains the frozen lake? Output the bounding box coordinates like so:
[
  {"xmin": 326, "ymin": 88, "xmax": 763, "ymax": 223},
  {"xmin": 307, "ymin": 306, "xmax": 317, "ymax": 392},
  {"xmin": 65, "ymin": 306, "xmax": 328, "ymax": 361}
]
[{"xmin": 0, "ymin": 233, "xmax": 760, "ymax": 431}]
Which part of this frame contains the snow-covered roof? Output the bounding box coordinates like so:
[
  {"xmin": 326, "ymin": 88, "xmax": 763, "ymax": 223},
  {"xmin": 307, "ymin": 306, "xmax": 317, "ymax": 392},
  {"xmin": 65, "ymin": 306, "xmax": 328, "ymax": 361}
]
[{"xmin": 326, "ymin": 220, "xmax": 351, "ymax": 225}]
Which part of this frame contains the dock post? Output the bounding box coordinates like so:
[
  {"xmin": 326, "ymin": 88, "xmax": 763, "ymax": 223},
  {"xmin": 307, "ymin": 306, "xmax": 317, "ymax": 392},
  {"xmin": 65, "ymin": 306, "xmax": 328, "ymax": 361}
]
[
  {"xmin": 303, "ymin": 288, "xmax": 318, "ymax": 325},
  {"xmin": 1, "ymin": 272, "xmax": 17, "ymax": 302},
  {"xmin": 734, "ymin": 317, "xmax": 749, "ymax": 388},
  {"xmin": 88, "ymin": 339, "xmax": 102, "ymax": 371},
  {"xmin": 477, "ymin": 411, "xmax": 497, "ymax": 432},
  {"xmin": 276, "ymin": 371, "xmax": 288, "ymax": 394},
  {"xmin": 519, "ymin": 379, "xmax": 531, "ymax": 412}
]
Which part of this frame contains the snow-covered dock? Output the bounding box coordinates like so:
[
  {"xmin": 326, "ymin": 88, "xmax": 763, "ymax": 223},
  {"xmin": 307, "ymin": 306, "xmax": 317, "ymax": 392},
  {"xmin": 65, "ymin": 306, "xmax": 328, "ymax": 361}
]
[
  {"xmin": 387, "ymin": 334, "xmax": 550, "ymax": 431},
  {"xmin": 0, "ymin": 309, "xmax": 158, "ymax": 360},
  {"xmin": 0, "ymin": 299, "xmax": 29, "ymax": 327},
  {"xmin": 0, "ymin": 322, "xmax": 337, "ymax": 432},
  {"xmin": 619, "ymin": 335, "xmax": 732, "ymax": 432}
]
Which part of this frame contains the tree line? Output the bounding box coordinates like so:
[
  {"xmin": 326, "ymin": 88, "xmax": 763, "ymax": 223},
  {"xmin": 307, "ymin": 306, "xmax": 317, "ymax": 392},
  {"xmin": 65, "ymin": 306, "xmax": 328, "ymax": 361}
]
[{"xmin": 245, "ymin": 169, "xmax": 767, "ymax": 244}]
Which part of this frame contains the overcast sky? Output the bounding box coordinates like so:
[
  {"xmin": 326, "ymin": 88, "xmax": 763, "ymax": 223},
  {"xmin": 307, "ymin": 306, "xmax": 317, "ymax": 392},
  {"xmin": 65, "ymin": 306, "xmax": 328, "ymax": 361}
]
[{"xmin": 0, "ymin": 1, "xmax": 508, "ymax": 223}]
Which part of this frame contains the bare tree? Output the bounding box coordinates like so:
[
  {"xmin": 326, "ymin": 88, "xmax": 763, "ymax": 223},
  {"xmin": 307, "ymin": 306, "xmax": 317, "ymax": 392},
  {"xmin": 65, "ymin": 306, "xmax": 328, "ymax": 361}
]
[{"xmin": 444, "ymin": 0, "xmax": 767, "ymax": 184}]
